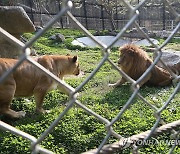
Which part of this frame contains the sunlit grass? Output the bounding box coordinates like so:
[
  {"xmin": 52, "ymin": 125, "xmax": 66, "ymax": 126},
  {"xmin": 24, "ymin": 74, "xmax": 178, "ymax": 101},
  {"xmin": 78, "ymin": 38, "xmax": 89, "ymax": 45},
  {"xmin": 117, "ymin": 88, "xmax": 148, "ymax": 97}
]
[{"xmin": 0, "ymin": 28, "xmax": 179, "ymax": 154}]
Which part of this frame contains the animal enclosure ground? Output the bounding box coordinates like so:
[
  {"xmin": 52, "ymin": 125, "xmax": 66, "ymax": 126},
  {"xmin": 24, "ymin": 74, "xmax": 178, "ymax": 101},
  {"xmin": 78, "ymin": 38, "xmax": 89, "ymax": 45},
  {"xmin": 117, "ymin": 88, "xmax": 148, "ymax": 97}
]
[{"xmin": 0, "ymin": 28, "xmax": 179, "ymax": 154}]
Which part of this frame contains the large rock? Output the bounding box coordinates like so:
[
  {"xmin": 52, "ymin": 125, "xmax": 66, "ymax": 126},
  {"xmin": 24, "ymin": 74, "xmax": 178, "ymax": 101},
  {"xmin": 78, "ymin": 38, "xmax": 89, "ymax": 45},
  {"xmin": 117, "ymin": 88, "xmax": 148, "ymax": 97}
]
[
  {"xmin": 0, "ymin": 6, "xmax": 35, "ymax": 58},
  {"xmin": 155, "ymin": 50, "xmax": 180, "ymax": 74},
  {"xmin": 49, "ymin": 33, "xmax": 65, "ymax": 43},
  {"xmin": 122, "ymin": 27, "xmax": 156, "ymax": 38},
  {"xmin": 0, "ymin": 6, "xmax": 35, "ymax": 37},
  {"xmin": 0, "ymin": 37, "xmax": 22, "ymax": 58}
]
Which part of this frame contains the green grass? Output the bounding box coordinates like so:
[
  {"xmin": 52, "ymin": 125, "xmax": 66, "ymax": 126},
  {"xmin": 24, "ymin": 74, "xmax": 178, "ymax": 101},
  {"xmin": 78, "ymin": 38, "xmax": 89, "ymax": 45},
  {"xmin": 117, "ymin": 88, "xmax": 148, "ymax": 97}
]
[{"xmin": 0, "ymin": 28, "xmax": 179, "ymax": 154}]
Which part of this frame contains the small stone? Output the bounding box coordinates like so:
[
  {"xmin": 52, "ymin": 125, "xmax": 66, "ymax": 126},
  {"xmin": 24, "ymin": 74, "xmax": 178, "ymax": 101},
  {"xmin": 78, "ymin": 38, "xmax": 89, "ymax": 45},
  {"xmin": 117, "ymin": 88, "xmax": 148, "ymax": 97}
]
[{"xmin": 49, "ymin": 33, "xmax": 65, "ymax": 43}]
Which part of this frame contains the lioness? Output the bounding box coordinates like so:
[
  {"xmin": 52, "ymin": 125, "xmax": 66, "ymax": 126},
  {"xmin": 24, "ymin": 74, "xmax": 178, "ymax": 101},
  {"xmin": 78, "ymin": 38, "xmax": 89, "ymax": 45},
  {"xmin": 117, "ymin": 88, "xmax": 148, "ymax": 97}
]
[
  {"xmin": 0, "ymin": 54, "xmax": 80, "ymax": 118},
  {"xmin": 109, "ymin": 44, "xmax": 172, "ymax": 87}
]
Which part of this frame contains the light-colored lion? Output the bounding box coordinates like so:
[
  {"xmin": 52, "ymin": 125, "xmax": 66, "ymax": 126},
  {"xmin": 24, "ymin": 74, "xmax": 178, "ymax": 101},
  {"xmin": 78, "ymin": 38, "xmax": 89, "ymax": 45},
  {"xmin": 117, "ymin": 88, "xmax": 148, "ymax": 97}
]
[
  {"xmin": 0, "ymin": 54, "xmax": 80, "ymax": 118},
  {"xmin": 109, "ymin": 44, "xmax": 172, "ymax": 87}
]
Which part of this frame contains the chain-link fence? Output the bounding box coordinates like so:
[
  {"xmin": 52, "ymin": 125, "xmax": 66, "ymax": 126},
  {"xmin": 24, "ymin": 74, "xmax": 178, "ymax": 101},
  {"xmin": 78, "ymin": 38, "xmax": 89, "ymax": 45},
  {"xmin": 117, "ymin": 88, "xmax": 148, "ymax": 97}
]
[{"xmin": 0, "ymin": 0, "xmax": 179, "ymax": 153}]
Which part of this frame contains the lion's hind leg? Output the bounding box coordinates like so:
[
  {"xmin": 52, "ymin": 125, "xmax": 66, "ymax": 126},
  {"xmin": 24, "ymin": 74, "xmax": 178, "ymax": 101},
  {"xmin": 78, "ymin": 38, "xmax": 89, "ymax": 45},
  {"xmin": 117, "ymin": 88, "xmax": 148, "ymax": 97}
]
[
  {"xmin": 138, "ymin": 73, "xmax": 151, "ymax": 87},
  {"xmin": 0, "ymin": 80, "xmax": 26, "ymax": 119},
  {"xmin": 158, "ymin": 79, "xmax": 172, "ymax": 86},
  {"xmin": 0, "ymin": 99, "xmax": 26, "ymax": 119}
]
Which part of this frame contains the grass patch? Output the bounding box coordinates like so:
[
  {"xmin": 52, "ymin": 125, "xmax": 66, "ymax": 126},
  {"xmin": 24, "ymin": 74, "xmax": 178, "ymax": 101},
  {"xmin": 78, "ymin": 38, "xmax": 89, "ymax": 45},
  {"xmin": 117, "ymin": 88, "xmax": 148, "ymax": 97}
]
[{"xmin": 0, "ymin": 28, "xmax": 179, "ymax": 154}]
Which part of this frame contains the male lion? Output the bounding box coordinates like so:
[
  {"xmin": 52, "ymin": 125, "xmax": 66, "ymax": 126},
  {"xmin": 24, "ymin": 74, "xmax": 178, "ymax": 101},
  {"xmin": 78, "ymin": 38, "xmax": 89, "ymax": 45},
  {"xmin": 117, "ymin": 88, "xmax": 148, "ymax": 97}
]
[
  {"xmin": 109, "ymin": 44, "xmax": 172, "ymax": 87},
  {"xmin": 0, "ymin": 54, "xmax": 80, "ymax": 118}
]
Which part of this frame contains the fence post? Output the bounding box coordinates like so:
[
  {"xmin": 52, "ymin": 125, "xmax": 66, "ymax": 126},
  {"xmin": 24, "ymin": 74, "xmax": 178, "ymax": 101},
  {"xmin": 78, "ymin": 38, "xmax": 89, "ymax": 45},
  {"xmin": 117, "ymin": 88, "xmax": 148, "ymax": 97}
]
[
  {"xmin": 29, "ymin": 0, "xmax": 34, "ymax": 24},
  {"xmin": 115, "ymin": 4, "xmax": 118, "ymax": 29},
  {"xmin": 58, "ymin": 1, "xmax": 64, "ymax": 28},
  {"xmin": 138, "ymin": 0, "xmax": 141, "ymax": 26},
  {"xmin": 162, "ymin": 1, "xmax": 166, "ymax": 30},
  {"xmin": 101, "ymin": 5, "xmax": 105, "ymax": 30},
  {"xmin": 82, "ymin": 0, "xmax": 88, "ymax": 29}
]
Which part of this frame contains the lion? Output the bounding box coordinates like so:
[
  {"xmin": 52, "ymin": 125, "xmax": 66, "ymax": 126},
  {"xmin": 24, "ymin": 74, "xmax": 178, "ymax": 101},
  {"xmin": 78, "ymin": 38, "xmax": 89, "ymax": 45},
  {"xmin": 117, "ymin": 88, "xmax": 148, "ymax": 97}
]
[
  {"xmin": 109, "ymin": 44, "xmax": 172, "ymax": 87},
  {"xmin": 0, "ymin": 54, "xmax": 80, "ymax": 118}
]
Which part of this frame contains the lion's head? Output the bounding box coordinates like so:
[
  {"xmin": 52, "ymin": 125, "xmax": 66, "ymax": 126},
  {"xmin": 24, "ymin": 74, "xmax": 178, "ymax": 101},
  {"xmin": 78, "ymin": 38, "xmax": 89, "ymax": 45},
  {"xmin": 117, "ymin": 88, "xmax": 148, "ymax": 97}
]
[
  {"xmin": 118, "ymin": 44, "xmax": 150, "ymax": 68},
  {"xmin": 67, "ymin": 55, "xmax": 80, "ymax": 76}
]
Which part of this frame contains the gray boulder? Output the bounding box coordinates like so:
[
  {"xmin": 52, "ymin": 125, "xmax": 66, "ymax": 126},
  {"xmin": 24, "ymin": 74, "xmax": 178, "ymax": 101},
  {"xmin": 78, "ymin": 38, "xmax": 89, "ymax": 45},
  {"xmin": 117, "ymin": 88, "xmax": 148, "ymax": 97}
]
[
  {"xmin": 0, "ymin": 6, "xmax": 35, "ymax": 58},
  {"xmin": 49, "ymin": 33, "xmax": 65, "ymax": 43},
  {"xmin": 122, "ymin": 27, "xmax": 155, "ymax": 38},
  {"xmin": 0, "ymin": 6, "xmax": 35, "ymax": 37},
  {"xmin": 155, "ymin": 50, "xmax": 180, "ymax": 74}
]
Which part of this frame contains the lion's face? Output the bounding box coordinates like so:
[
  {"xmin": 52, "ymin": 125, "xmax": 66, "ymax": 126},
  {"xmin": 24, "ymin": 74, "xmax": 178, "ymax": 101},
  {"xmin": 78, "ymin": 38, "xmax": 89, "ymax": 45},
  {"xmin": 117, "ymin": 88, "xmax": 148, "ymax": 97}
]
[
  {"xmin": 69, "ymin": 55, "xmax": 80, "ymax": 76},
  {"xmin": 73, "ymin": 62, "xmax": 80, "ymax": 76},
  {"xmin": 118, "ymin": 50, "xmax": 135, "ymax": 68}
]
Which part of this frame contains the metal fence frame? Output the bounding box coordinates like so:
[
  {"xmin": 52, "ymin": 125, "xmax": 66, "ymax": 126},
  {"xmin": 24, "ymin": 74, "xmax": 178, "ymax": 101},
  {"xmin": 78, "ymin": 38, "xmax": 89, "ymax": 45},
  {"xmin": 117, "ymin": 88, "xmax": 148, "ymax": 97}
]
[
  {"xmin": 3, "ymin": 0, "xmax": 179, "ymax": 31},
  {"xmin": 0, "ymin": 0, "xmax": 180, "ymax": 153}
]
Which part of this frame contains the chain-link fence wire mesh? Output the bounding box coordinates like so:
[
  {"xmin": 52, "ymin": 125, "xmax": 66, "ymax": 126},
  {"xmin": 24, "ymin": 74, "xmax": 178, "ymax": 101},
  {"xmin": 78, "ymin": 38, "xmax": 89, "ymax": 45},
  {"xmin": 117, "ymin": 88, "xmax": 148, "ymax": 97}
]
[{"xmin": 0, "ymin": 0, "xmax": 179, "ymax": 153}]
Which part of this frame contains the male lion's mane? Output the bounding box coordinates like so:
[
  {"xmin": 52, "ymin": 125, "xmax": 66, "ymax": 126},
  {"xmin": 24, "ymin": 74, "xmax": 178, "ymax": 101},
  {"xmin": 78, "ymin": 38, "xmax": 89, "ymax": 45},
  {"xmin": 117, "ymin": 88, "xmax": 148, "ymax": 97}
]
[{"xmin": 109, "ymin": 44, "xmax": 172, "ymax": 87}]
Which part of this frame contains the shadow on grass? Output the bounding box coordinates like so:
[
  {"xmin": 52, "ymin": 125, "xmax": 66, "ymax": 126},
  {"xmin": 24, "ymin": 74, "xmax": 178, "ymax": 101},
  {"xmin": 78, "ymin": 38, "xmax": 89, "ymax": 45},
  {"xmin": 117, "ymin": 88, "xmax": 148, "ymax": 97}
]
[{"xmin": 99, "ymin": 84, "xmax": 169, "ymax": 108}]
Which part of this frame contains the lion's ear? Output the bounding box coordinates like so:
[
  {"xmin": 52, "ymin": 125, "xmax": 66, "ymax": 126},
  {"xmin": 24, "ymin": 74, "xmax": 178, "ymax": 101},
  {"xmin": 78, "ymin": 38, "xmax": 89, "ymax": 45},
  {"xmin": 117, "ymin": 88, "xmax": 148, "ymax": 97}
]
[
  {"xmin": 66, "ymin": 53, "xmax": 70, "ymax": 56},
  {"xmin": 72, "ymin": 56, "xmax": 78, "ymax": 62}
]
